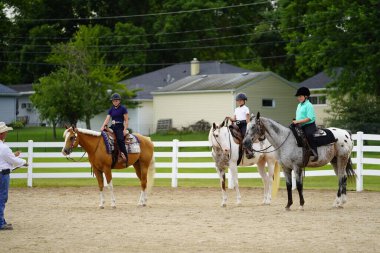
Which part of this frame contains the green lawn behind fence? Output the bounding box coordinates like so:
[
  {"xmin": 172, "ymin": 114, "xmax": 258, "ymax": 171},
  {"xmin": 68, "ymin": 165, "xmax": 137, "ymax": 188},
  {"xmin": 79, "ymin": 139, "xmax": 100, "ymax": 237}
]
[{"xmin": 7, "ymin": 127, "xmax": 380, "ymax": 191}]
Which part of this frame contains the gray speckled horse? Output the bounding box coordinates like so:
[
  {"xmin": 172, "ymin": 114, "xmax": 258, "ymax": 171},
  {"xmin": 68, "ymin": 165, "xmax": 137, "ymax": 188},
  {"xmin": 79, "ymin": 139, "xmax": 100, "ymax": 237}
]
[{"xmin": 243, "ymin": 112, "xmax": 355, "ymax": 210}]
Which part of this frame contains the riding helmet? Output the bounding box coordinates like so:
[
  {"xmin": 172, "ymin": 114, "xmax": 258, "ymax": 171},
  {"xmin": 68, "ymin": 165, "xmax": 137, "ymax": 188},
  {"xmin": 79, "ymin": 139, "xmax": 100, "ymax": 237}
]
[
  {"xmin": 235, "ymin": 93, "xmax": 248, "ymax": 101},
  {"xmin": 110, "ymin": 93, "xmax": 121, "ymax": 101},
  {"xmin": 295, "ymin": 87, "xmax": 310, "ymax": 97}
]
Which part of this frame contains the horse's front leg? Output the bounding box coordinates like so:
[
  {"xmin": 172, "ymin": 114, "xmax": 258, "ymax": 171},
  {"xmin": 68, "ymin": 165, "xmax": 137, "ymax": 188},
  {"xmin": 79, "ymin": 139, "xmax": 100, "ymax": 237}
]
[
  {"xmin": 94, "ymin": 169, "xmax": 105, "ymax": 209},
  {"xmin": 216, "ymin": 168, "xmax": 227, "ymax": 207},
  {"xmin": 229, "ymin": 163, "xmax": 241, "ymax": 205},
  {"xmin": 104, "ymin": 170, "xmax": 116, "ymax": 208},
  {"xmin": 283, "ymin": 169, "xmax": 293, "ymax": 210},
  {"xmin": 257, "ymin": 159, "xmax": 270, "ymax": 205},
  {"xmin": 294, "ymin": 167, "xmax": 305, "ymax": 210}
]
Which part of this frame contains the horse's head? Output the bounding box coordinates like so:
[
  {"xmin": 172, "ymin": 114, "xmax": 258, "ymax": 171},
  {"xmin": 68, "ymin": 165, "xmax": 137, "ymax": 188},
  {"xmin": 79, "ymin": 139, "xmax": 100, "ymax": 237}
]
[
  {"xmin": 243, "ymin": 112, "xmax": 266, "ymax": 151},
  {"xmin": 62, "ymin": 125, "xmax": 79, "ymax": 156},
  {"xmin": 209, "ymin": 119, "xmax": 231, "ymax": 155}
]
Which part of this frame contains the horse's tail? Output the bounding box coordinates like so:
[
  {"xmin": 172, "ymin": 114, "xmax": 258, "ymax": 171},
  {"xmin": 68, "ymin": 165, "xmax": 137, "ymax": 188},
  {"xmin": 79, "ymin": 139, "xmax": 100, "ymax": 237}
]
[
  {"xmin": 271, "ymin": 161, "xmax": 281, "ymax": 198},
  {"xmin": 346, "ymin": 157, "xmax": 356, "ymax": 182},
  {"xmin": 146, "ymin": 156, "xmax": 156, "ymax": 193}
]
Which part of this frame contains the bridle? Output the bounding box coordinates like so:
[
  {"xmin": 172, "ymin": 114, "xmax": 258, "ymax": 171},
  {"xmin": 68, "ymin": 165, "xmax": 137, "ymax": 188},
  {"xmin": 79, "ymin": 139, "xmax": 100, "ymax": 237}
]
[
  {"xmin": 64, "ymin": 129, "xmax": 87, "ymax": 162},
  {"xmin": 212, "ymin": 125, "xmax": 232, "ymax": 159},
  {"xmin": 248, "ymin": 118, "xmax": 291, "ymax": 154}
]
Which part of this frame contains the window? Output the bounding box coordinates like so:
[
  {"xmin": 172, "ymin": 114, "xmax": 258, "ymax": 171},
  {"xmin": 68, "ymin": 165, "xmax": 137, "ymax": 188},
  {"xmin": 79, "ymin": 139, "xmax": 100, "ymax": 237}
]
[
  {"xmin": 262, "ymin": 99, "xmax": 275, "ymax": 108},
  {"xmin": 309, "ymin": 95, "xmax": 327, "ymax": 105}
]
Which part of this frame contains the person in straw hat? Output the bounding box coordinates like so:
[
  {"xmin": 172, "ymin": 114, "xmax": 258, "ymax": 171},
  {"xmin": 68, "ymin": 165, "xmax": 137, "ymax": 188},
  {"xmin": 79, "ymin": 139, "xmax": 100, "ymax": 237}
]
[{"xmin": 0, "ymin": 122, "xmax": 28, "ymax": 231}]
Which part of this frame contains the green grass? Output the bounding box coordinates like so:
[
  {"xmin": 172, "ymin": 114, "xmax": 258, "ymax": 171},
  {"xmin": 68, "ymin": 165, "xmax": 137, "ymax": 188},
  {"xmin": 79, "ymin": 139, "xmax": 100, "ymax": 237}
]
[{"xmin": 6, "ymin": 127, "xmax": 380, "ymax": 191}]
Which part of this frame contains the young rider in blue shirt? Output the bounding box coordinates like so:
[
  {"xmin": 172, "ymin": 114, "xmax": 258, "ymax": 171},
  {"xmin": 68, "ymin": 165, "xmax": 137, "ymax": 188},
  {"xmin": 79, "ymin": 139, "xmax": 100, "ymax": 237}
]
[
  {"xmin": 292, "ymin": 87, "xmax": 318, "ymax": 162},
  {"xmin": 101, "ymin": 93, "xmax": 129, "ymax": 167}
]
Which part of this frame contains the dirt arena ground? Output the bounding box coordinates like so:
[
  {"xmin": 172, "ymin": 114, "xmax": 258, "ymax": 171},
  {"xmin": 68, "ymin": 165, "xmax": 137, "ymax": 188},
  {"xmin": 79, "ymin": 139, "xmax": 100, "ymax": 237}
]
[{"xmin": 2, "ymin": 186, "xmax": 379, "ymax": 253}]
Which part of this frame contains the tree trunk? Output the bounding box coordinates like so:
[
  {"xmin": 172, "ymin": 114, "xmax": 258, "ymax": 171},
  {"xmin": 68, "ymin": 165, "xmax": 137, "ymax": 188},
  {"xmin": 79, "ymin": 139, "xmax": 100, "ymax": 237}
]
[
  {"xmin": 52, "ymin": 122, "xmax": 57, "ymax": 140},
  {"xmin": 86, "ymin": 117, "xmax": 91, "ymax": 129}
]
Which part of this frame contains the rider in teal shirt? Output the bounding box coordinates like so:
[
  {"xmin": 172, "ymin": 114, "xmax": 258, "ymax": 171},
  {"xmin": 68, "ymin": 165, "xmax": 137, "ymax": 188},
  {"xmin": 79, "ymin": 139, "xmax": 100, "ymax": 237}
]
[
  {"xmin": 293, "ymin": 87, "xmax": 318, "ymax": 162},
  {"xmin": 296, "ymin": 99, "xmax": 316, "ymax": 126}
]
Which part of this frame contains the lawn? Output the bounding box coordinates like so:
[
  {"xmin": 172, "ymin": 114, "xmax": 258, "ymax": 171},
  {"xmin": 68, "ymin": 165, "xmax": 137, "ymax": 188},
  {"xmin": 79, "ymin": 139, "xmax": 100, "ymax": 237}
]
[{"xmin": 6, "ymin": 127, "xmax": 380, "ymax": 191}]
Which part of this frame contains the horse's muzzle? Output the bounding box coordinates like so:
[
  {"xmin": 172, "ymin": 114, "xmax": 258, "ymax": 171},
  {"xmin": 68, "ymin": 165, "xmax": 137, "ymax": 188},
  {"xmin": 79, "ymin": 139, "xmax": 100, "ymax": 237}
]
[
  {"xmin": 62, "ymin": 148, "xmax": 71, "ymax": 156},
  {"xmin": 243, "ymin": 137, "xmax": 252, "ymax": 150}
]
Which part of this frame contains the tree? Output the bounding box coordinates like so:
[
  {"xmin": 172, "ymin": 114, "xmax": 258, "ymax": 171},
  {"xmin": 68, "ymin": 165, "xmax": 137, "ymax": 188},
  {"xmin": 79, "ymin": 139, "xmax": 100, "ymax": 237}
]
[
  {"xmin": 31, "ymin": 24, "xmax": 138, "ymax": 133},
  {"xmin": 279, "ymin": 0, "xmax": 380, "ymax": 130},
  {"xmin": 31, "ymin": 69, "xmax": 86, "ymax": 138}
]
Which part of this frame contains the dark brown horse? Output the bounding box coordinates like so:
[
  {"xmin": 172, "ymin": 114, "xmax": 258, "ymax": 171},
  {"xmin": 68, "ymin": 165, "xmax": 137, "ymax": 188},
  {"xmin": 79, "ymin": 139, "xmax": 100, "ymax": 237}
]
[{"xmin": 62, "ymin": 126, "xmax": 155, "ymax": 208}]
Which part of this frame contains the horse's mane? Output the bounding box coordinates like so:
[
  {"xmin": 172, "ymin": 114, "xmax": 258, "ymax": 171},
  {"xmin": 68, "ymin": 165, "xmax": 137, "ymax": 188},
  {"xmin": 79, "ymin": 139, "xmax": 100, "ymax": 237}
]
[
  {"xmin": 63, "ymin": 127, "xmax": 101, "ymax": 137},
  {"xmin": 76, "ymin": 128, "xmax": 101, "ymax": 136}
]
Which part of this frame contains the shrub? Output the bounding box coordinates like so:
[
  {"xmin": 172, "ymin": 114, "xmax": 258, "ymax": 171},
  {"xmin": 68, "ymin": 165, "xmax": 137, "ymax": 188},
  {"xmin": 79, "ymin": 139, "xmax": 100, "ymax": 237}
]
[{"xmin": 10, "ymin": 120, "xmax": 25, "ymax": 129}]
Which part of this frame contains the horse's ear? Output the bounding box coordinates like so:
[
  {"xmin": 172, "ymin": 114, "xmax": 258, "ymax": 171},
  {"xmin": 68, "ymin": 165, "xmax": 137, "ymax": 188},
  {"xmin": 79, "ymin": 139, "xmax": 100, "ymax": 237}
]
[
  {"xmin": 212, "ymin": 123, "xmax": 217, "ymax": 130},
  {"xmin": 256, "ymin": 112, "xmax": 260, "ymax": 119},
  {"xmin": 71, "ymin": 124, "xmax": 76, "ymax": 131},
  {"xmin": 64, "ymin": 124, "xmax": 69, "ymax": 129},
  {"xmin": 220, "ymin": 120, "xmax": 225, "ymax": 128},
  {"xmin": 250, "ymin": 112, "xmax": 255, "ymax": 121}
]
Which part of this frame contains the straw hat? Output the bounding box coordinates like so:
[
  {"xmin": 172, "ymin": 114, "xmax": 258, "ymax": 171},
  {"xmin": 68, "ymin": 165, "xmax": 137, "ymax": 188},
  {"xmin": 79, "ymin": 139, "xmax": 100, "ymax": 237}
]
[{"xmin": 0, "ymin": 122, "xmax": 13, "ymax": 134}]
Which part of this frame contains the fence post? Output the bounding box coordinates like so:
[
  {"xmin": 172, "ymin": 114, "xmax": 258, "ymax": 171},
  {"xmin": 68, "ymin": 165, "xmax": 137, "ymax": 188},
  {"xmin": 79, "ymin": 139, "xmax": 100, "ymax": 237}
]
[
  {"xmin": 171, "ymin": 139, "xmax": 179, "ymax": 188},
  {"xmin": 356, "ymin": 131, "xmax": 364, "ymax": 192},
  {"xmin": 27, "ymin": 140, "xmax": 33, "ymax": 187}
]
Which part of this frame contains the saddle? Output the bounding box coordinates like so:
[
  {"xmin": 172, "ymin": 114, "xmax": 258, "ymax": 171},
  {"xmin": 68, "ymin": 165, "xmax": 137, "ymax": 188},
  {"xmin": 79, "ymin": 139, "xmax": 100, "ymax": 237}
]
[
  {"xmin": 102, "ymin": 127, "xmax": 141, "ymax": 168},
  {"xmin": 289, "ymin": 124, "xmax": 337, "ymax": 165},
  {"xmin": 228, "ymin": 124, "xmax": 250, "ymax": 165}
]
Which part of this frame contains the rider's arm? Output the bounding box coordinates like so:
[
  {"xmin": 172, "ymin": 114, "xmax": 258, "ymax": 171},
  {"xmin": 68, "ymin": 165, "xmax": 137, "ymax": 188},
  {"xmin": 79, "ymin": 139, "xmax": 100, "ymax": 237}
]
[{"xmin": 101, "ymin": 115, "xmax": 111, "ymax": 130}]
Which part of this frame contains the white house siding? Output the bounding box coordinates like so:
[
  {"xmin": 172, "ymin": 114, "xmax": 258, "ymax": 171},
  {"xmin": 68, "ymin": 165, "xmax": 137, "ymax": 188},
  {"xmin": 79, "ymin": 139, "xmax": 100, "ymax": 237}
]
[
  {"xmin": 128, "ymin": 100, "xmax": 154, "ymax": 135},
  {"xmin": 153, "ymin": 92, "xmax": 233, "ymax": 131},
  {"xmin": 79, "ymin": 100, "xmax": 153, "ymax": 136},
  {"xmin": 16, "ymin": 95, "xmax": 41, "ymax": 126},
  {"xmin": 238, "ymin": 75, "xmax": 298, "ymax": 126},
  {"xmin": 0, "ymin": 97, "xmax": 17, "ymax": 124},
  {"xmin": 314, "ymin": 102, "xmax": 331, "ymax": 127}
]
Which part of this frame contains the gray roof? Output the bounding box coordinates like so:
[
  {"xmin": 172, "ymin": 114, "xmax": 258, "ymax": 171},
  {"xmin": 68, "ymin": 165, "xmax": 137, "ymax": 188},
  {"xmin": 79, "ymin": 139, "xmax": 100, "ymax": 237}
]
[
  {"xmin": 121, "ymin": 61, "xmax": 250, "ymax": 99},
  {"xmin": 8, "ymin": 84, "xmax": 34, "ymax": 93},
  {"xmin": 153, "ymin": 72, "xmax": 273, "ymax": 93},
  {"xmin": 298, "ymin": 71, "xmax": 333, "ymax": 89},
  {"xmin": 0, "ymin": 83, "xmax": 18, "ymax": 96}
]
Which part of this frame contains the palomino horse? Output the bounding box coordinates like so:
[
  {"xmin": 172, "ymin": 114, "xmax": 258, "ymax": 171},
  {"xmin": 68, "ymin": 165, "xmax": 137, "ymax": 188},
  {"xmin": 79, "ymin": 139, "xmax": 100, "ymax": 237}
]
[
  {"xmin": 243, "ymin": 113, "xmax": 355, "ymax": 210},
  {"xmin": 62, "ymin": 126, "xmax": 155, "ymax": 208},
  {"xmin": 209, "ymin": 120, "xmax": 280, "ymax": 207}
]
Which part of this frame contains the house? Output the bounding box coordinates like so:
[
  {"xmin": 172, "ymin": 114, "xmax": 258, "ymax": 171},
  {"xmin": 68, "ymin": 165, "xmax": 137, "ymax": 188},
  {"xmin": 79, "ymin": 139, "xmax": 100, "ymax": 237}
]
[
  {"xmin": 0, "ymin": 83, "xmax": 18, "ymax": 124},
  {"xmin": 86, "ymin": 59, "xmax": 253, "ymax": 134},
  {"xmin": 298, "ymin": 71, "xmax": 333, "ymax": 126},
  {"xmin": 8, "ymin": 84, "xmax": 43, "ymax": 126},
  {"xmin": 151, "ymin": 71, "xmax": 299, "ymax": 131}
]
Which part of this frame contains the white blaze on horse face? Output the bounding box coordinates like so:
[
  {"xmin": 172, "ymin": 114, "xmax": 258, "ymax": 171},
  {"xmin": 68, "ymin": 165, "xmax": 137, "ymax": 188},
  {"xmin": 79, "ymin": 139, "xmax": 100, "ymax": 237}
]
[
  {"xmin": 62, "ymin": 128, "xmax": 76, "ymax": 156},
  {"xmin": 214, "ymin": 127, "xmax": 231, "ymax": 154},
  {"xmin": 62, "ymin": 129, "xmax": 71, "ymax": 155}
]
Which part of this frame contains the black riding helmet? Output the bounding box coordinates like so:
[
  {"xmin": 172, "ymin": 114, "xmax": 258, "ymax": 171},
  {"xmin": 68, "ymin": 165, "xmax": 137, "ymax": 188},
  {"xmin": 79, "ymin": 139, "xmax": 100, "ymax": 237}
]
[
  {"xmin": 295, "ymin": 87, "xmax": 310, "ymax": 97},
  {"xmin": 235, "ymin": 93, "xmax": 248, "ymax": 101},
  {"xmin": 110, "ymin": 93, "xmax": 121, "ymax": 101}
]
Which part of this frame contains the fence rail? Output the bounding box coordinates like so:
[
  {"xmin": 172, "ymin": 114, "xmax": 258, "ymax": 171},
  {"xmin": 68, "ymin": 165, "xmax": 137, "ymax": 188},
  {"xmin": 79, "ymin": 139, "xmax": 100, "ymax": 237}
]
[{"xmin": 7, "ymin": 131, "xmax": 380, "ymax": 191}]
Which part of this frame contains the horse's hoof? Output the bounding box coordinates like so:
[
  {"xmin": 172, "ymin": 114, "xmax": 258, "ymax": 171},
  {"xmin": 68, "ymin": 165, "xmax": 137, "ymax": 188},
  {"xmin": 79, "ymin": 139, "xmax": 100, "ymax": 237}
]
[
  {"xmin": 221, "ymin": 203, "xmax": 227, "ymax": 208},
  {"xmin": 99, "ymin": 206, "xmax": 104, "ymax": 209},
  {"xmin": 285, "ymin": 206, "xmax": 291, "ymax": 211},
  {"xmin": 112, "ymin": 206, "xmax": 116, "ymax": 209},
  {"xmin": 299, "ymin": 206, "xmax": 304, "ymax": 211}
]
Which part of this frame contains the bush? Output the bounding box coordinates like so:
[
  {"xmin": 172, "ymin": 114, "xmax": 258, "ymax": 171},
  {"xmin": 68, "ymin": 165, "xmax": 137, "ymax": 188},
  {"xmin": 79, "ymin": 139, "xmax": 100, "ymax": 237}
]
[{"xmin": 10, "ymin": 120, "xmax": 25, "ymax": 129}]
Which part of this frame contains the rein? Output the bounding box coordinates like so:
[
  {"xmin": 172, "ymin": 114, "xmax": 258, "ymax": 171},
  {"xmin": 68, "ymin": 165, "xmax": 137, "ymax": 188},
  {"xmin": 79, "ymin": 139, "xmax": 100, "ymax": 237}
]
[{"xmin": 250, "ymin": 120, "xmax": 292, "ymax": 154}]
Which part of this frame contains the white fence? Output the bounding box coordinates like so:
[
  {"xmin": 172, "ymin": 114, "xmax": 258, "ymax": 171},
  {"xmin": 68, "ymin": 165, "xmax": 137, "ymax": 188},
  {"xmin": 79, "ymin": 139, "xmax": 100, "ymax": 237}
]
[{"xmin": 8, "ymin": 131, "xmax": 380, "ymax": 191}]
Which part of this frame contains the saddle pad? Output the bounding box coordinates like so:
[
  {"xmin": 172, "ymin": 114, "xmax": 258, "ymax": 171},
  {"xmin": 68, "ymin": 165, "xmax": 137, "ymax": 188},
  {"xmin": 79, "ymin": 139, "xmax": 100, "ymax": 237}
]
[
  {"xmin": 101, "ymin": 131, "xmax": 114, "ymax": 154},
  {"xmin": 126, "ymin": 134, "xmax": 141, "ymax": 154},
  {"xmin": 314, "ymin": 128, "xmax": 337, "ymax": 146}
]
